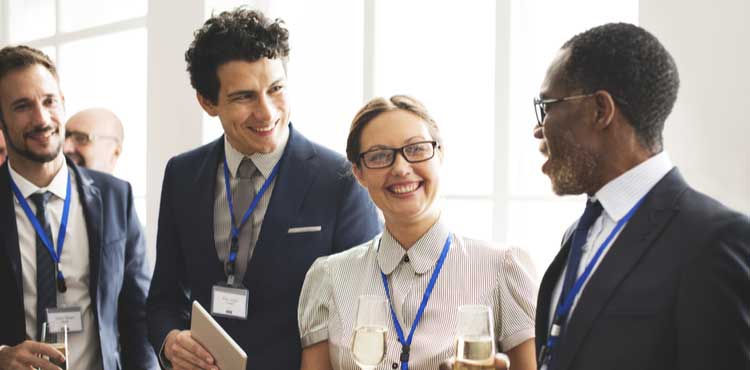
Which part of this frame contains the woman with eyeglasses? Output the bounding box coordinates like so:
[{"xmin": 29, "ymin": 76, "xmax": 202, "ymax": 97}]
[{"xmin": 297, "ymin": 95, "xmax": 537, "ymax": 370}]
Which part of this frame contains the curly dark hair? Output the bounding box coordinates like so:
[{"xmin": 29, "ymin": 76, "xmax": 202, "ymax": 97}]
[
  {"xmin": 185, "ymin": 7, "xmax": 290, "ymax": 104},
  {"xmin": 561, "ymin": 23, "xmax": 679, "ymax": 152}
]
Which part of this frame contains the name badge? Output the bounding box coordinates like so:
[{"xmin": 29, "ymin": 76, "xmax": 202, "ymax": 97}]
[
  {"xmin": 211, "ymin": 285, "xmax": 249, "ymax": 320},
  {"xmin": 46, "ymin": 307, "xmax": 83, "ymax": 333}
]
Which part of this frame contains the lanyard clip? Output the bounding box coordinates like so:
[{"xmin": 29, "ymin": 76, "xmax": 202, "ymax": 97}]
[
  {"xmin": 399, "ymin": 344, "xmax": 410, "ymax": 363},
  {"xmin": 227, "ymin": 275, "xmax": 235, "ymax": 287}
]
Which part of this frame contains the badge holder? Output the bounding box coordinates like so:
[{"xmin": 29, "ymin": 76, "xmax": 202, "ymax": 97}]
[
  {"xmin": 211, "ymin": 273, "xmax": 249, "ymax": 320},
  {"xmin": 46, "ymin": 306, "xmax": 83, "ymax": 333}
]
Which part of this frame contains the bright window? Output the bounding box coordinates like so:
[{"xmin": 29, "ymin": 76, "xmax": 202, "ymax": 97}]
[
  {"xmin": 2, "ymin": 0, "xmax": 639, "ymax": 271},
  {"xmin": 58, "ymin": 28, "xmax": 148, "ymax": 220},
  {"xmin": 3, "ymin": 1, "xmax": 147, "ymax": 223}
]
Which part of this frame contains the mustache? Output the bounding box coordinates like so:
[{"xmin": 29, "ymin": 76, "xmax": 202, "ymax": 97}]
[{"xmin": 24, "ymin": 125, "xmax": 57, "ymax": 138}]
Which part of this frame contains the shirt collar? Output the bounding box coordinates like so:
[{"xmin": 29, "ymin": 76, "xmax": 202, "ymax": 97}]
[
  {"xmin": 377, "ymin": 217, "xmax": 450, "ymax": 275},
  {"xmin": 7, "ymin": 159, "xmax": 69, "ymax": 201},
  {"xmin": 223, "ymin": 128, "xmax": 290, "ymax": 180},
  {"xmin": 593, "ymin": 151, "xmax": 674, "ymax": 221}
]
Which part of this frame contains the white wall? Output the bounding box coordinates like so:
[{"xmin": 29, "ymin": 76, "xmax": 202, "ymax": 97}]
[
  {"xmin": 640, "ymin": 0, "xmax": 750, "ymax": 214},
  {"xmin": 146, "ymin": 0, "xmax": 206, "ymax": 265}
]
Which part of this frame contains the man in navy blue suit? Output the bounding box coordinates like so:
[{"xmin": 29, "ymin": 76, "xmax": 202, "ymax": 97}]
[
  {"xmin": 146, "ymin": 8, "xmax": 381, "ymax": 370},
  {"xmin": 533, "ymin": 23, "xmax": 750, "ymax": 370},
  {"xmin": 0, "ymin": 46, "xmax": 156, "ymax": 370}
]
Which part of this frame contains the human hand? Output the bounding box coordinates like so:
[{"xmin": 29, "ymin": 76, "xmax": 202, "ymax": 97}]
[
  {"xmin": 164, "ymin": 330, "xmax": 218, "ymax": 370},
  {"xmin": 0, "ymin": 340, "xmax": 66, "ymax": 370},
  {"xmin": 439, "ymin": 353, "xmax": 511, "ymax": 370}
]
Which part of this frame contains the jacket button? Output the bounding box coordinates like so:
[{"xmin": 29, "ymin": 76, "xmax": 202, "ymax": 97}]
[{"xmin": 392, "ymin": 362, "xmax": 399, "ymax": 369}]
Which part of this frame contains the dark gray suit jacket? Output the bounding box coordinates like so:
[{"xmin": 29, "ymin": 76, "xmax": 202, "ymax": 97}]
[
  {"xmin": 536, "ymin": 168, "xmax": 750, "ymax": 370},
  {"xmin": 0, "ymin": 158, "xmax": 157, "ymax": 370}
]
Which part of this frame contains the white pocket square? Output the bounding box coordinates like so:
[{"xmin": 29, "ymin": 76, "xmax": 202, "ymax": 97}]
[{"xmin": 287, "ymin": 226, "xmax": 322, "ymax": 234}]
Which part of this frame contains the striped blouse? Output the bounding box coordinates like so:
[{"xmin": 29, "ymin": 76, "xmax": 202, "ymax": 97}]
[{"xmin": 298, "ymin": 218, "xmax": 537, "ymax": 370}]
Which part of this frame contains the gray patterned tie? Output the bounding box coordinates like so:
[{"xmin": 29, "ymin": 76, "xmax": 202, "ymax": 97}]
[
  {"xmin": 29, "ymin": 191, "xmax": 57, "ymax": 341},
  {"xmin": 227, "ymin": 158, "xmax": 257, "ymax": 280}
]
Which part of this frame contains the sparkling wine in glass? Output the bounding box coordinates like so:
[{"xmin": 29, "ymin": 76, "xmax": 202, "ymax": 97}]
[
  {"xmin": 41, "ymin": 322, "xmax": 68, "ymax": 370},
  {"xmin": 351, "ymin": 295, "xmax": 389, "ymax": 370},
  {"xmin": 454, "ymin": 305, "xmax": 495, "ymax": 370}
]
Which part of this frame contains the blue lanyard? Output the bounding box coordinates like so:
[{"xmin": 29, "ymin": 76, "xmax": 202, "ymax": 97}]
[
  {"xmin": 10, "ymin": 172, "xmax": 72, "ymax": 292},
  {"xmin": 542, "ymin": 196, "xmax": 647, "ymax": 365},
  {"xmin": 379, "ymin": 234, "xmax": 451, "ymax": 370},
  {"xmin": 222, "ymin": 155, "xmax": 280, "ymax": 283}
]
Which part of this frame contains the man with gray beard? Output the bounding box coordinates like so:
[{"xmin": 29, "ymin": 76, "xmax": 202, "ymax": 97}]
[{"xmin": 532, "ymin": 23, "xmax": 749, "ymax": 370}]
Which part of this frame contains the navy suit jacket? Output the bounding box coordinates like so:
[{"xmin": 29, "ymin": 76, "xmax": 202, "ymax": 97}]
[
  {"xmin": 0, "ymin": 158, "xmax": 157, "ymax": 370},
  {"xmin": 147, "ymin": 125, "xmax": 381, "ymax": 370},
  {"xmin": 536, "ymin": 168, "xmax": 750, "ymax": 370}
]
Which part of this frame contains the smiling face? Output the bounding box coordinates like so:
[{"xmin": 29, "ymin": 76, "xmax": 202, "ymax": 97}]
[
  {"xmin": 63, "ymin": 108, "xmax": 122, "ymax": 173},
  {"xmin": 199, "ymin": 58, "xmax": 290, "ymax": 155},
  {"xmin": 353, "ymin": 109, "xmax": 443, "ymax": 229},
  {"xmin": 0, "ymin": 64, "xmax": 65, "ymax": 165},
  {"xmin": 535, "ymin": 49, "xmax": 602, "ymax": 196}
]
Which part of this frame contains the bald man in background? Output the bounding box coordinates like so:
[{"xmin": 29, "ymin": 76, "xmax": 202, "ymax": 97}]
[{"xmin": 64, "ymin": 108, "xmax": 123, "ymax": 174}]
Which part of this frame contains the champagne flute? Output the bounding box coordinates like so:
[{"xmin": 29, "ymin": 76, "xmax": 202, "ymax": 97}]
[
  {"xmin": 454, "ymin": 305, "xmax": 495, "ymax": 370},
  {"xmin": 41, "ymin": 322, "xmax": 68, "ymax": 370},
  {"xmin": 351, "ymin": 295, "xmax": 389, "ymax": 370}
]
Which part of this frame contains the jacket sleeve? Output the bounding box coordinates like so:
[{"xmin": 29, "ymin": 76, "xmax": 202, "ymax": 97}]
[
  {"xmin": 146, "ymin": 159, "xmax": 191, "ymax": 361},
  {"xmin": 331, "ymin": 167, "xmax": 382, "ymax": 253},
  {"xmin": 117, "ymin": 182, "xmax": 158, "ymax": 370},
  {"xmin": 676, "ymin": 214, "xmax": 750, "ymax": 370}
]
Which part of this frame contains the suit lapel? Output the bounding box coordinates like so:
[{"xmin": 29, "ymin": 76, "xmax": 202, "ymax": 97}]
[
  {"xmin": 555, "ymin": 169, "xmax": 687, "ymax": 370},
  {"xmin": 0, "ymin": 163, "xmax": 23, "ymax": 304},
  {"xmin": 243, "ymin": 125, "xmax": 318, "ymax": 286},
  {"xmin": 194, "ymin": 138, "xmax": 224, "ymax": 277},
  {"xmin": 536, "ymin": 228, "xmax": 573, "ymax": 351},
  {"xmin": 71, "ymin": 162, "xmax": 104, "ymax": 307}
]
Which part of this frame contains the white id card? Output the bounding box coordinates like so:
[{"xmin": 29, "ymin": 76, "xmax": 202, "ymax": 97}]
[
  {"xmin": 46, "ymin": 307, "xmax": 83, "ymax": 333},
  {"xmin": 211, "ymin": 285, "xmax": 249, "ymax": 320}
]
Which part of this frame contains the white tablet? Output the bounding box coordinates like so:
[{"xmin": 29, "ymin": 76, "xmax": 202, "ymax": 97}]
[{"xmin": 190, "ymin": 301, "xmax": 248, "ymax": 370}]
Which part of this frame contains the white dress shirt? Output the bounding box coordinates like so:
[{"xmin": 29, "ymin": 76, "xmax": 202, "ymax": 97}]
[
  {"xmin": 541, "ymin": 151, "xmax": 674, "ymax": 369},
  {"xmin": 9, "ymin": 160, "xmax": 103, "ymax": 370}
]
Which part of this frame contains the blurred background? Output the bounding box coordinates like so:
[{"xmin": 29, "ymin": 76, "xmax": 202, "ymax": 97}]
[{"xmin": 2, "ymin": 0, "xmax": 747, "ymax": 273}]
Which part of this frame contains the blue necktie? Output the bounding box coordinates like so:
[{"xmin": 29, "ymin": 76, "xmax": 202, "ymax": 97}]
[
  {"xmin": 548, "ymin": 200, "xmax": 603, "ymax": 370},
  {"xmin": 30, "ymin": 191, "xmax": 57, "ymax": 341},
  {"xmin": 559, "ymin": 200, "xmax": 603, "ymax": 319}
]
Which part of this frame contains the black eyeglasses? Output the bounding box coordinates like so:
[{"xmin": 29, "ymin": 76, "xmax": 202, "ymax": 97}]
[
  {"xmin": 358, "ymin": 141, "xmax": 439, "ymax": 169},
  {"xmin": 65, "ymin": 130, "xmax": 120, "ymax": 146},
  {"xmin": 533, "ymin": 93, "xmax": 595, "ymax": 126}
]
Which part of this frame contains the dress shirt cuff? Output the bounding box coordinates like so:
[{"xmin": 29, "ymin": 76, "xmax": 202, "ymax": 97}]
[
  {"xmin": 158, "ymin": 339, "xmax": 174, "ymax": 369},
  {"xmin": 499, "ymin": 327, "xmax": 536, "ymax": 352},
  {"xmin": 300, "ymin": 328, "xmax": 329, "ymax": 348}
]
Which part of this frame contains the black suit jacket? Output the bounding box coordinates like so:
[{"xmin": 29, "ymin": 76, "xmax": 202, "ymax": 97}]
[
  {"xmin": 0, "ymin": 159, "xmax": 157, "ymax": 370},
  {"xmin": 536, "ymin": 168, "xmax": 750, "ymax": 370},
  {"xmin": 146, "ymin": 125, "xmax": 381, "ymax": 370}
]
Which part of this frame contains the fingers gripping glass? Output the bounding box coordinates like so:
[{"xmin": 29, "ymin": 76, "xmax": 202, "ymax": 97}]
[
  {"xmin": 359, "ymin": 141, "xmax": 439, "ymax": 169},
  {"xmin": 65, "ymin": 130, "xmax": 120, "ymax": 146},
  {"xmin": 533, "ymin": 93, "xmax": 595, "ymax": 126}
]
